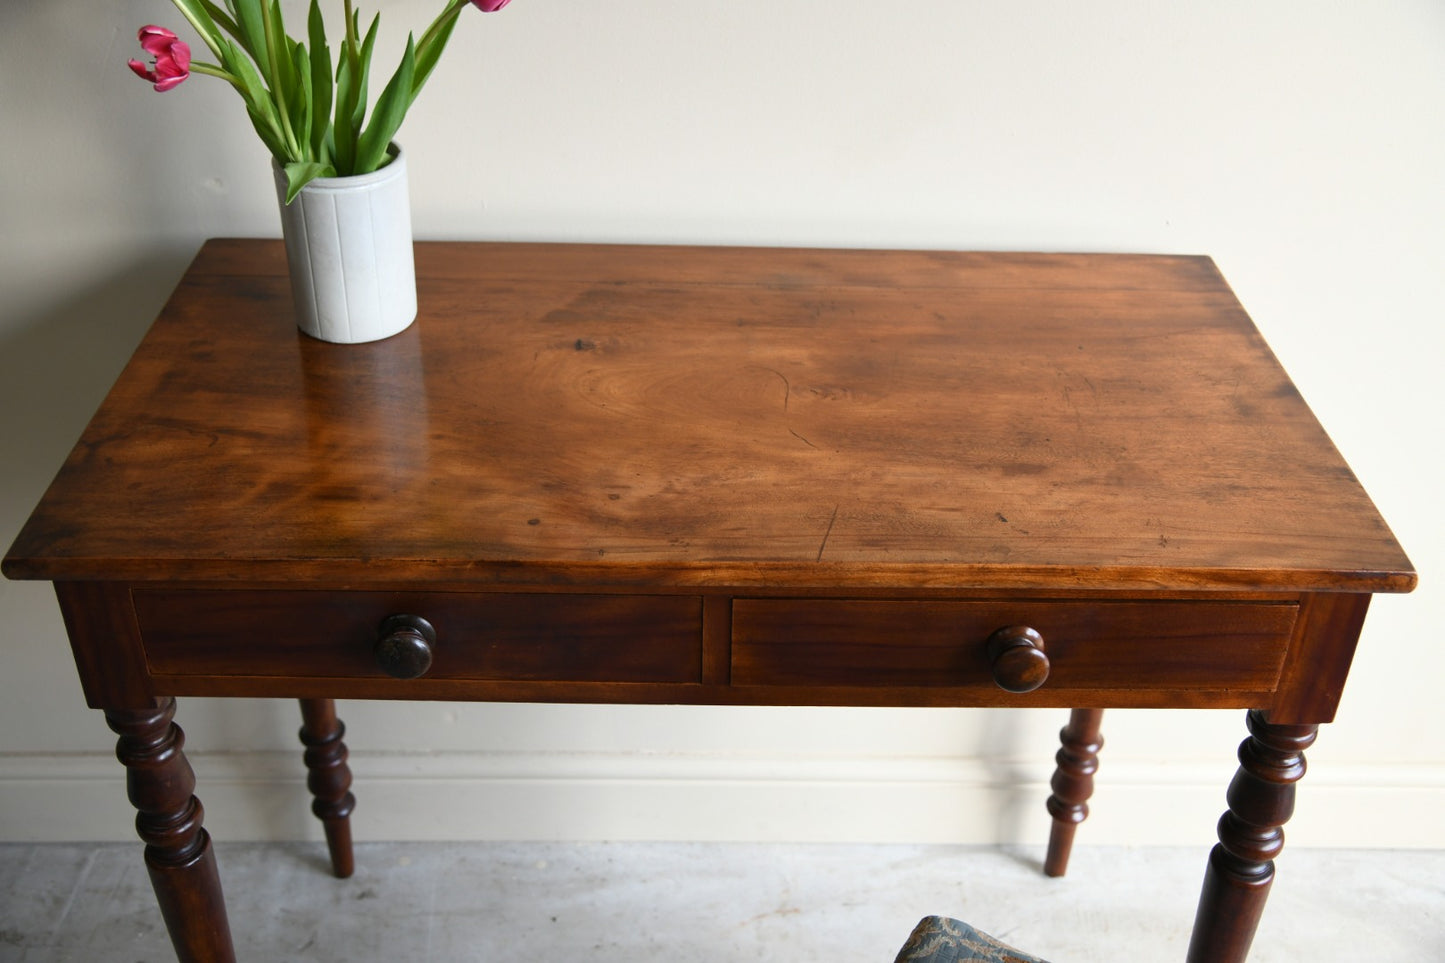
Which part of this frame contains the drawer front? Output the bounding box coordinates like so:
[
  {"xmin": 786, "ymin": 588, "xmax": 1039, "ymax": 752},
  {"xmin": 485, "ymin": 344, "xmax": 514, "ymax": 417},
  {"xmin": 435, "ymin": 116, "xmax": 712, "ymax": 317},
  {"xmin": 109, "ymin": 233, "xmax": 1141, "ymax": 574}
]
[
  {"xmin": 732, "ymin": 599, "xmax": 1295, "ymax": 692},
  {"xmin": 134, "ymin": 590, "xmax": 703, "ymax": 684}
]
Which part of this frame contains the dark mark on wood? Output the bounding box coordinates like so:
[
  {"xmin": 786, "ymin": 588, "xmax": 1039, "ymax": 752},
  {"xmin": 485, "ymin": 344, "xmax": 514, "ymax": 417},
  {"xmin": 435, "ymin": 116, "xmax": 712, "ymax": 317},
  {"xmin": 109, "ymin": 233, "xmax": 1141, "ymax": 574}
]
[{"xmin": 817, "ymin": 505, "xmax": 840, "ymax": 562}]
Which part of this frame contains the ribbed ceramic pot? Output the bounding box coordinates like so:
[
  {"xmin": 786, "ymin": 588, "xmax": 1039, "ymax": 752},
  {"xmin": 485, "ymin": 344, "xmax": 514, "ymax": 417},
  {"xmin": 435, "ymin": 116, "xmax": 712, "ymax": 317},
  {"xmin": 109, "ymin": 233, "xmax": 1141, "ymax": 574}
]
[{"xmin": 273, "ymin": 144, "xmax": 417, "ymax": 344}]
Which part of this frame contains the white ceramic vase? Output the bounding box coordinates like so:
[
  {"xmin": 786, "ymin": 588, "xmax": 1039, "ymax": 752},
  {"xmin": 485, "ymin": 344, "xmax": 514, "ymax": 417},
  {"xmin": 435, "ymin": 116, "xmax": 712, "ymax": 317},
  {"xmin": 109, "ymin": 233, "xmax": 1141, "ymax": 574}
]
[{"xmin": 273, "ymin": 144, "xmax": 417, "ymax": 344}]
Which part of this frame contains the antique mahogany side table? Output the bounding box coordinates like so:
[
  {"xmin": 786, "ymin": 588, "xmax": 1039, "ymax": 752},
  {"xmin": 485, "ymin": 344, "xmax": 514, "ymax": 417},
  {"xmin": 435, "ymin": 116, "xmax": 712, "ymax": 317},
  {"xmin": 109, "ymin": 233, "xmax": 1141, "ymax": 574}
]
[{"xmin": 3, "ymin": 240, "xmax": 1414, "ymax": 962}]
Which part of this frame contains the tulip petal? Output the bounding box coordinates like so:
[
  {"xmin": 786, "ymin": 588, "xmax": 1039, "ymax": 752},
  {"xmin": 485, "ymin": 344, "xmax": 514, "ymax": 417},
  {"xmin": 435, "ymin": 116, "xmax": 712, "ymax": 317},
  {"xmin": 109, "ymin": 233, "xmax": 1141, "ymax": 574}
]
[
  {"xmin": 138, "ymin": 25, "xmax": 179, "ymax": 54},
  {"xmin": 127, "ymin": 59, "xmax": 158, "ymax": 83},
  {"xmin": 130, "ymin": 26, "xmax": 189, "ymax": 92}
]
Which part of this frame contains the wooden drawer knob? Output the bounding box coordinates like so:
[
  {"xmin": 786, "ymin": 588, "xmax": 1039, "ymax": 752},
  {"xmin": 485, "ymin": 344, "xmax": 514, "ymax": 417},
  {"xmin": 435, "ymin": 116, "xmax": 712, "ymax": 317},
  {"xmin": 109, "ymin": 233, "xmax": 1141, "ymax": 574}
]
[
  {"xmin": 986, "ymin": 625, "xmax": 1049, "ymax": 693},
  {"xmin": 375, "ymin": 614, "xmax": 435, "ymax": 679}
]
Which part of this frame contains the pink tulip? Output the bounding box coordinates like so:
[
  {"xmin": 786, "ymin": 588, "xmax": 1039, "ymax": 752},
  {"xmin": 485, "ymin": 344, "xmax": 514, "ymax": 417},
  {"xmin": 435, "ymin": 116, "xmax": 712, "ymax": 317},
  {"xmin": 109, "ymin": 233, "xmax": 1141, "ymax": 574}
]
[
  {"xmin": 128, "ymin": 25, "xmax": 191, "ymax": 92},
  {"xmin": 471, "ymin": 0, "xmax": 512, "ymax": 10}
]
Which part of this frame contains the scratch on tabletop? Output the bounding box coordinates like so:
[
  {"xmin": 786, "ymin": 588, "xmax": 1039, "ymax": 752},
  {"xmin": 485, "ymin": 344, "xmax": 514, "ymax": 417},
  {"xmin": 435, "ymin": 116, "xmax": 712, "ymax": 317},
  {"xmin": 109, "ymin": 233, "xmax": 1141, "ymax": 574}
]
[
  {"xmin": 789, "ymin": 428, "xmax": 818, "ymax": 449},
  {"xmin": 758, "ymin": 366, "xmax": 791, "ymax": 411},
  {"xmin": 817, "ymin": 505, "xmax": 840, "ymax": 561}
]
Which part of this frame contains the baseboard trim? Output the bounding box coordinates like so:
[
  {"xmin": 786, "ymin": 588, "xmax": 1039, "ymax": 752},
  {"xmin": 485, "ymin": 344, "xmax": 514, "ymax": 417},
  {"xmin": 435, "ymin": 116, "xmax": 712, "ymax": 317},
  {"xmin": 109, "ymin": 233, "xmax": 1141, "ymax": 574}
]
[{"xmin": 3, "ymin": 751, "xmax": 1441, "ymax": 848}]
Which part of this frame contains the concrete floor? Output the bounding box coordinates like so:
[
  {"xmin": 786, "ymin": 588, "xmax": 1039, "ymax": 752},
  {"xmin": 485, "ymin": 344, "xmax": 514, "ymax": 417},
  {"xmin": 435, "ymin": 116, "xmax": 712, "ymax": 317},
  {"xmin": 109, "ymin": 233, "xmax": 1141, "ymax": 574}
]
[{"xmin": 0, "ymin": 841, "xmax": 1441, "ymax": 962}]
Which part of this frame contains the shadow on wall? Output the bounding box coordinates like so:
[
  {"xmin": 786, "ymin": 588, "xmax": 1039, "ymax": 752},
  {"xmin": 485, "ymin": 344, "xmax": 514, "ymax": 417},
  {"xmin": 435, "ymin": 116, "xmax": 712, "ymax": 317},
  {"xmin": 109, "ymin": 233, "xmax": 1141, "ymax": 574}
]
[
  {"xmin": 0, "ymin": 253, "xmax": 200, "ymax": 759},
  {"xmin": 0, "ymin": 253, "xmax": 197, "ymax": 535},
  {"xmin": 976, "ymin": 706, "xmax": 1047, "ymax": 864}
]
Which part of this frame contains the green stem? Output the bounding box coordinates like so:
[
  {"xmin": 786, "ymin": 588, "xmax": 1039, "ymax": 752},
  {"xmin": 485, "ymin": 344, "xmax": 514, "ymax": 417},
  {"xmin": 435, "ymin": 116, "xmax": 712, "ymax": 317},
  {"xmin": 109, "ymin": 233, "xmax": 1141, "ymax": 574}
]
[
  {"xmin": 167, "ymin": 0, "xmax": 227, "ymax": 61},
  {"xmin": 196, "ymin": 0, "xmax": 240, "ymax": 39},
  {"xmin": 344, "ymin": 0, "xmax": 358, "ymax": 59},
  {"xmin": 189, "ymin": 61, "xmax": 237, "ymax": 82},
  {"xmin": 410, "ymin": 0, "xmax": 470, "ymax": 108},
  {"xmin": 258, "ymin": 0, "xmax": 302, "ymax": 158},
  {"xmin": 418, "ymin": 0, "xmax": 468, "ymax": 51}
]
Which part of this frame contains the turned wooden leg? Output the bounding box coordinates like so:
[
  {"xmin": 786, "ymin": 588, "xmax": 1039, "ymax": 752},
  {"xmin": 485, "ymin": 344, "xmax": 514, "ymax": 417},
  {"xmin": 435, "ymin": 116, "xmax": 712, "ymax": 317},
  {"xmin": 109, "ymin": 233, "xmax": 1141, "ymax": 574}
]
[
  {"xmin": 1186, "ymin": 709, "xmax": 1318, "ymax": 963},
  {"xmin": 106, "ymin": 698, "xmax": 235, "ymax": 963},
  {"xmin": 1043, "ymin": 707, "xmax": 1104, "ymax": 877},
  {"xmin": 298, "ymin": 698, "xmax": 356, "ymax": 878}
]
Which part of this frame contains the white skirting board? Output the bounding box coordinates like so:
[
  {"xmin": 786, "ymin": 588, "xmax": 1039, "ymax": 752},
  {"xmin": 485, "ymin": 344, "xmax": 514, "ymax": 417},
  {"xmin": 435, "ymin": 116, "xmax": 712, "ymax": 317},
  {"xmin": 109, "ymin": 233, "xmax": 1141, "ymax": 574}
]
[{"xmin": 1, "ymin": 750, "xmax": 1441, "ymax": 849}]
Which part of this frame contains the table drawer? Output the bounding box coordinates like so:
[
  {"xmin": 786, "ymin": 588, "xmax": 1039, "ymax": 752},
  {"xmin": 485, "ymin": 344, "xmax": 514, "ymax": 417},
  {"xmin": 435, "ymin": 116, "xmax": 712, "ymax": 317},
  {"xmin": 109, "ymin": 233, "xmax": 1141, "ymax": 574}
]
[
  {"xmin": 732, "ymin": 599, "xmax": 1295, "ymax": 692},
  {"xmin": 133, "ymin": 590, "xmax": 703, "ymax": 683}
]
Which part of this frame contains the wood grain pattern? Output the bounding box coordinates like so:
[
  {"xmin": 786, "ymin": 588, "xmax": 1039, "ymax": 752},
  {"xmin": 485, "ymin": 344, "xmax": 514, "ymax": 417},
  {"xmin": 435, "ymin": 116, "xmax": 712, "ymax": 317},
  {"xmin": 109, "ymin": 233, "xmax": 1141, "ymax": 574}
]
[
  {"xmin": 3, "ymin": 241, "xmax": 1417, "ymax": 963},
  {"xmin": 106, "ymin": 698, "xmax": 233, "ymax": 963},
  {"xmin": 297, "ymin": 698, "xmax": 355, "ymax": 879},
  {"xmin": 133, "ymin": 589, "xmax": 703, "ymax": 684},
  {"xmin": 1268, "ymin": 592, "xmax": 1372, "ymax": 724},
  {"xmin": 1187, "ymin": 710, "xmax": 1319, "ymax": 963},
  {"xmin": 731, "ymin": 598, "xmax": 1295, "ymax": 691},
  {"xmin": 1, "ymin": 240, "xmax": 1415, "ymax": 594},
  {"xmin": 52, "ymin": 581, "xmax": 154, "ymax": 709},
  {"xmin": 1044, "ymin": 708, "xmax": 1106, "ymax": 878}
]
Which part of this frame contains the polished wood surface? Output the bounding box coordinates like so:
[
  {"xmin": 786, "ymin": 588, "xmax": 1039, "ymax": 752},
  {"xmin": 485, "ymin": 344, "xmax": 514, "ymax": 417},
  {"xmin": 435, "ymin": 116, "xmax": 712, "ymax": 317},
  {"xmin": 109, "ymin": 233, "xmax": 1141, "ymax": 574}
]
[
  {"xmin": 3, "ymin": 240, "xmax": 1413, "ymax": 594},
  {"xmin": 1, "ymin": 240, "xmax": 1416, "ymax": 963},
  {"xmin": 731, "ymin": 598, "xmax": 1293, "ymax": 693},
  {"xmin": 1187, "ymin": 711, "xmax": 1319, "ymax": 962},
  {"xmin": 105, "ymin": 698, "xmax": 234, "ymax": 963},
  {"xmin": 297, "ymin": 698, "xmax": 355, "ymax": 879},
  {"xmin": 1044, "ymin": 708, "xmax": 1106, "ymax": 878},
  {"xmin": 133, "ymin": 589, "xmax": 704, "ymax": 684}
]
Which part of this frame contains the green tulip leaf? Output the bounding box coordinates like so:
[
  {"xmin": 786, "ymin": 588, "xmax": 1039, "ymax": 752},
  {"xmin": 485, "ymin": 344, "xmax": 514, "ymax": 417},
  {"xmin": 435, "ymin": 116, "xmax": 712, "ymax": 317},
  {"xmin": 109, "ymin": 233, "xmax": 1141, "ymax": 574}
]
[
  {"xmin": 231, "ymin": 0, "xmax": 269, "ymax": 74},
  {"xmin": 355, "ymin": 35, "xmax": 415, "ymax": 173},
  {"xmin": 412, "ymin": 5, "xmax": 462, "ymax": 108},
  {"xmin": 307, "ymin": 0, "xmax": 333, "ymax": 160},
  {"xmin": 197, "ymin": 0, "xmax": 240, "ymax": 39},
  {"xmin": 289, "ymin": 41, "xmax": 312, "ymax": 159},
  {"xmin": 333, "ymin": 14, "xmax": 379, "ymax": 174},
  {"xmin": 282, "ymin": 160, "xmax": 337, "ymax": 204},
  {"xmin": 150, "ymin": 0, "xmax": 512, "ymax": 172}
]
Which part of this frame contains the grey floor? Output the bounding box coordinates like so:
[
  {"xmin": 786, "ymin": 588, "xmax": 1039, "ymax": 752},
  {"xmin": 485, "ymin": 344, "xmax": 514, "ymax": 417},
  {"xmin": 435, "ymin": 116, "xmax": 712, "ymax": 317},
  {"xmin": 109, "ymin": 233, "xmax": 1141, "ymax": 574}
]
[{"xmin": 1, "ymin": 842, "xmax": 1441, "ymax": 962}]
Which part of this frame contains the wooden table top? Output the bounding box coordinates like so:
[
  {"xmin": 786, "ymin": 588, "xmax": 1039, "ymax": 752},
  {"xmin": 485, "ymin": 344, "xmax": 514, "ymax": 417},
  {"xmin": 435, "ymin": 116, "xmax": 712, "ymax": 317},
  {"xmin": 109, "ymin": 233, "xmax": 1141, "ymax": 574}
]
[{"xmin": 2, "ymin": 239, "xmax": 1414, "ymax": 594}]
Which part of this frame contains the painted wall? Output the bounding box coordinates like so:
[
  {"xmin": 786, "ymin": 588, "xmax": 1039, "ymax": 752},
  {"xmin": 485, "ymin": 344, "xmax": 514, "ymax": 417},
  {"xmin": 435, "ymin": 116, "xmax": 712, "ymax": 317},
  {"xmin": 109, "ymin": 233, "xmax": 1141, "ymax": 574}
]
[{"xmin": 2, "ymin": 1, "xmax": 1441, "ymax": 850}]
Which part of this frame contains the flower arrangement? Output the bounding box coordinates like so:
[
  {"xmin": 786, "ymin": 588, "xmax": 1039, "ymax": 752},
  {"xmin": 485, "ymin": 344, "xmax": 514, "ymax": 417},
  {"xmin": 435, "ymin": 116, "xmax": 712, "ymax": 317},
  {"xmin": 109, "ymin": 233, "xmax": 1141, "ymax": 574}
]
[{"xmin": 129, "ymin": 0, "xmax": 512, "ymax": 202}]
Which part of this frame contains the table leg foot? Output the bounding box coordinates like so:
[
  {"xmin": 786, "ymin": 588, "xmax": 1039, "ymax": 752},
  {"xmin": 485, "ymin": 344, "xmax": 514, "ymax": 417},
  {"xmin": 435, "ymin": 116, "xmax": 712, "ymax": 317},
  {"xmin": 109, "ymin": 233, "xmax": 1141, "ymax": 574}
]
[
  {"xmin": 1043, "ymin": 707, "xmax": 1104, "ymax": 878},
  {"xmin": 106, "ymin": 698, "xmax": 236, "ymax": 963},
  {"xmin": 1186, "ymin": 709, "xmax": 1318, "ymax": 963},
  {"xmin": 299, "ymin": 698, "xmax": 356, "ymax": 878}
]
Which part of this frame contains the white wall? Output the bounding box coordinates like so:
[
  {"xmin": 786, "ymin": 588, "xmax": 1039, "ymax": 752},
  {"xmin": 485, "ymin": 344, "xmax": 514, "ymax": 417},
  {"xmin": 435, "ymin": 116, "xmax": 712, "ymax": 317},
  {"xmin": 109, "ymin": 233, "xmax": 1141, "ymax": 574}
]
[{"xmin": 1, "ymin": 1, "xmax": 1441, "ymax": 850}]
